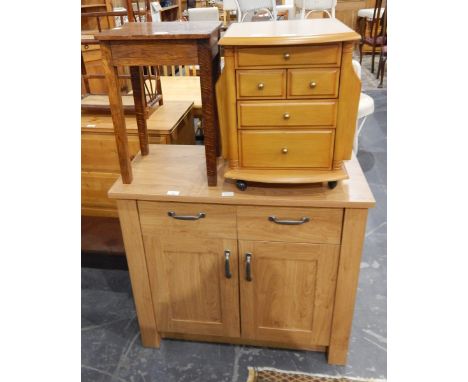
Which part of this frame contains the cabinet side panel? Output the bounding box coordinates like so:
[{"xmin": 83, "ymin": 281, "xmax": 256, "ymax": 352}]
[
  {"xmin": 328, "ymin": 208, "xmax": 368, "ymax": 364},
  {"xmin": 116, "ymin": 199, "xmax": 160, "ymax": 347},
  {"xmin": 333, "ymin": 41, "xmax": 361, "ymax": 167}
]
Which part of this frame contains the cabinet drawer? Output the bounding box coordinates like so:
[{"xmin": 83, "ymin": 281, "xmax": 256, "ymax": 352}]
[
  {"xmin": 240, "ymin": 130, "xmax": 334, "ymax": 169},
  {"xmin": 138, "ymin": 202, "xmax": 237, "ymax": 239},
  {"xmin": 236, "ymin": 70, "xmax": 286, "ymax": 99},
  {"xmin": 236, "ymin": 44, "xmax": 342, "ymax": 67},
  {"xmin": 237, "ymin": 206, "xmax": 343, "ymax": 244},
  {"xmin": 238, "ymin": 100, "xmax": 337, "ymax": 128},
  {"xmin": 288, "ymin": 68, "xmax": 340, "ymax": 98}
]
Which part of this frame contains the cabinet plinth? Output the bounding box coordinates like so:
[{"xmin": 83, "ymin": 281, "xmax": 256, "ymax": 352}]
[
  {"xmin": 217, "ymin": 19, "xmax": 361, "ymax": 186},
  {"xmin": 109, "ymin": 145, "xmax": 375, "ymax": 365}
]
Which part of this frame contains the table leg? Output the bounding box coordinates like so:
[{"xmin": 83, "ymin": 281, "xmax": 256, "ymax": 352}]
[
  {"xmin": 130, "ymin": 66, "xmax": 149, "ymax": 156},
  {"xmin": 198, "ymin": 41, "xmax": 220, "ymax": 186},
  {"xmin": 100, "ymin": 42, "xmax": 133, "ymax": 184}
]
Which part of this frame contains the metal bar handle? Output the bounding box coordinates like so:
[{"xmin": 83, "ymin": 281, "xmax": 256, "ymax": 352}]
[
  {"xmin": 268, "ymin": 216, "xmax": 310, "ymax": 225},
  {"xmin": 224, "ymin": 250, "xmax": 232, "ymax": 279},
  {"xmin": 245, "ymin": 253, "xmax": 252, "ymax": 282},
  {"xmin": 167, "ymin": 211, "xmax": 206, "ymax": 221}
]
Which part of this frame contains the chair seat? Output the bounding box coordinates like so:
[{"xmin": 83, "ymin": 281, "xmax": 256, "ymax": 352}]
[
  {"xmin": 357, "ymin": 7, "xmax": 385, "ymax": 20},
  {"xmin": 358, "ymin": 92, "xmax": 374, "ymax": 119}
]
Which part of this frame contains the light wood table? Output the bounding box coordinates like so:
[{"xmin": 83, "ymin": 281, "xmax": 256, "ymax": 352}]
[
  {"xmin": 160, "ymin": 76, "xmax": 202, "ymax": 116},
  {"xmin": 108, "ymin": 144, "xmax": 375, "ymax": 365},
  {"xmin": 96, "ymin": 21, "xmax": 222, "ymax": 186}
]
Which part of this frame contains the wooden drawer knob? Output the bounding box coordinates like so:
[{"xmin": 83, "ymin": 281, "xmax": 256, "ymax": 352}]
[
  {"xmin": 282, "ymin": 148, "xmax": 288, "ymax": 154},
  {"xmin": 309, "ymin": 81, "xmax": 317, "ymax": 88},
  {"xmin": 84, "ymin": 44, "xmax": 89, "ymax": 50},
  {"xmin": 257, "ymin": 82, "xmax": 265, "ymax": 90},
  {"xmin": 283, "ymin": 113, "xmax": 290, "ymax": 120},
  {"xmin": 283, "ymin": 52, "xmax": 290, "ymax": 60}
]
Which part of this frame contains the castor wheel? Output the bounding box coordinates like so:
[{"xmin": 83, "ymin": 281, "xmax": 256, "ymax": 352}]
[
  {"xmin": 328, "ymin": 180, "xmax": 338, "ymax": 189},
  {"xmin": 236, "ymin": 180, "xmax": 247, "ymax": 191}
]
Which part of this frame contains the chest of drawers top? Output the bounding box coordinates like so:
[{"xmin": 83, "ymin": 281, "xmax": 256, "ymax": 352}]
[{"xmin": 219, "ymin": 19, "xmax": 360, "ymax": 48}]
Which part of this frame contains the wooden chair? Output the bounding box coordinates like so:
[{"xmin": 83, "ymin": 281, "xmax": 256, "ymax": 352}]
[
  {"xmin": 358, "ymin": 0, "xmax": 386, "ymax": 73},
  {"xmin": 294, "ymin": 0, "xmax": 336, "ymax": 19},
  {"xmin": 81, "ymin": 6, "xmax": 163, "ymax": 115},
  {"xmin": 235, "ymin": 0, "xmax": 277, "ymax": 22},
  {"xmin": 376, "ymin": 9, "xmax": 387, "ymax": 88}
]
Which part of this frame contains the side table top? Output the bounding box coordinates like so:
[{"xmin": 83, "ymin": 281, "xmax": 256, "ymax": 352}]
[
  {"xmin": 108, "ymin": 145, "xmax": 375, "ymax": 208},
  {"xmin": 219, "ymin": 19, "xmax": 360, "ymax": 46},
  {"xmin": 95, "ymin": 21, "xmax": 222, "ymax": 41}
]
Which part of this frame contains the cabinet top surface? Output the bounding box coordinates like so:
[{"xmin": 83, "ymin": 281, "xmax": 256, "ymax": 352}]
[
  {"xmin": 96, "ymin": 21, "xmax": 222, "ymax": 41},
  {"xmin": 219, "ymin": 19, "xmax": 360, "ymax": 46},
  {"xmin": 108, "ymin": 145, "xmax": 375, "ymax": 208}
]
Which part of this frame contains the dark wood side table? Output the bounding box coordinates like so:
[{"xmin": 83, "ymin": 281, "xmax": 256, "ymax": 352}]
[{"xmin": 96, "ymin": 21, "xmax": 222, "ymax": 186}]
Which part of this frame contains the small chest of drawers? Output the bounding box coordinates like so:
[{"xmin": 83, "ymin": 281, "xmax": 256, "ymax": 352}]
[{"xmin": 216, "ymin": 19, "xmax": 361, "ymax": 189}]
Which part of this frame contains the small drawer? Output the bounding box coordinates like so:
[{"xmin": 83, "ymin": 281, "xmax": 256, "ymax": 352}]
[
  {"xmin": 236, "ymin": 70, "xmax": 286, "ymax": 99},
  {"xmin": 240, "ymin": 129, "xmax": 334, "ymax": 169},
  {"xmin": 236, "ymin": 44, "xmax": 341, "ymax": 68},
  {"xmin": 237, "ymin": 206, "xmax": 343, "ymax": 244},
  {"xmin": 138, "ymin": 202, "xmax": 237, "ymax": 239},
  {"xmin": 288, "ymin": 68, "xmax": 340, "ymax": 98},
  {"xmin": 238, "ymin": 100, "xmax": 337, "ymax": 128}
]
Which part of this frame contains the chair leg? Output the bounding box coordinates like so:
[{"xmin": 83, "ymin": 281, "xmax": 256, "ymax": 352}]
[
  {"xmin": 378, "ymin": 57, "xmax": 386, "ymax": 88},
  {"xmin": 371, "ymin": 44, "xmax": 376, "ymax": 73},
  {"xmin": 359, "ymin": 42, "xmax": 364, "ymax": 64}
]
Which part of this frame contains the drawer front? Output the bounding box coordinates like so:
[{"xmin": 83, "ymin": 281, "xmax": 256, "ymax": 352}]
[
  {"xmin": 237, "ymin": 206, "xmax": 343, "ymax": 244},
  {"xmin": 237, "ymin": 44, "xmax": 342, "ymax": 67},
  {"xmin": 238, "ymin": 100, "xmax": 337, "ymax": 128},
  {"xmin": 288, "ymin": 68, "xmax": 340, "ymax": 98},
  {"xmin": 240, "ymin": 130, "xmax": 334, "ymax": 169},
  {"xmin": 138, "ymin": 202, "xmax": 237, "ymax": 239},
  {"xmin": 236, "ymin": 70, "xmax": 286, "ymax": 99}
]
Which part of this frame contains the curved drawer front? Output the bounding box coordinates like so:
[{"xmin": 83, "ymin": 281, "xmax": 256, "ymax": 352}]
[
  {"xmin": 236, "ymin": 44, "xmax": 342, "ymax": 67},
  {"xmin": 240, "ymin": 129, "xmax": 334, "ymax": 169},
  {"xmin": 238, "ymin": 100, "xmax": 337, "ymax": 128},
  {"xmin": 288, "ymin": 68, "xmax": 340, "ymax": 98},
  {"xmin": 237, "ymin": 206, "xmax": 343, "ymax": 244},
  {"xmin": 237, "ymin": 70, "xmax": 286, "ymax": 99}
]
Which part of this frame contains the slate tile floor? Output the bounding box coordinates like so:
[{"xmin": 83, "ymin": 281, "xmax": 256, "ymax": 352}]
[{"xmin": 82, "ymin": 61, "xmax": 387, "ymax": 382}]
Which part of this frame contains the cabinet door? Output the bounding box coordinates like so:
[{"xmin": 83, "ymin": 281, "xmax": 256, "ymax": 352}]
[
  {"xmin": 143, "ymin": 234, "xmax": 240, "ymax": 338},
  {"xmin": 239, "ymin": 241, "xmax": 339, "ymax": 346}
]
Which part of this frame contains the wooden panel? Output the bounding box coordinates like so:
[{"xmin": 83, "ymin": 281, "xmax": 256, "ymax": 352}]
[
  {"xmin": 236, "ymin": 70, "xmax": 286, "ymax": 99},
  {"xmin": 336, "ymin": 0, "xmax": 367, "ymax": 30},
  {"xmin": 237, "ymin": 206, "xmax": 343, "ymax": 244},
  {"xmin": 110, "ymin": 41, "xmax": 198, "ymax": 66},
  {"xmin": 81, "ymin": 132, "xmax": 141, "ymax": 173},
  {"xmin": 239, "ymin": 241, "xmax": 339, "ymax": 346},
  {"xmin": 240, "ymin": 130, "xmax": 335, "ymax": 169},
  {"xmin": 81, "ymin": 171, "xmax": 119, "ymax": 211},
  {"xmin": 287, "ymin": 68, "xmax": 340, "ymax": 98},
  {"xmin": 116, "ymin": 200, "xmax": 160, "ymax": 347},
  {"xmin": 138, "ymin": 202, "xmax": 237, "ymax": 239},
  {"xmin": 236, "ymin": 45, "xmax": 342, "ymax": 68},
  {"xmin": 238, "ymin": 100, "xmax": 337, "ymax": 128},
  {"xmin": 328, "ymin": 208, "xmax": 369, "ymax": 365},
  {"xmin": 143, "ymin": 235, "xmax": 240, "ymax": 337}
]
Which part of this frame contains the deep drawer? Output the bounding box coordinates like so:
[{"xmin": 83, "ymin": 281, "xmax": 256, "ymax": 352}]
[
  {"xmin": 288, "ymin": 68, "xmax": 340, "ymax": 98},
  {"xmin": 236, "ymin": 44, "xmax": 342, "ymax": 67},
  {"xmin": 238, "ymin": 100, "xmax": 337, "ymax": 128},
  {"xmin": 237, "ymin": 206, "xmax": 343, "ymax": 244},
  {"xmin": 236, "ymin": 70, "xmax": 286, "ymax": 99},
  {"xmin": 138, "ymin": 202, "xmax": 237, "ymax": 239},
  {"xmin": 239, "ymin": 129, "xmax": 334, "ymax": 169}
]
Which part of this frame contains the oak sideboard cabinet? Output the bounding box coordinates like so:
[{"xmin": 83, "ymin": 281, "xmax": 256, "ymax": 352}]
[
  {"xmin": 108, "ymin": 145, "xmax": 375, "ymax": 365},
  {"xmin": 216, "ymin": 19, "xmax": 361, "ymax": 191}
]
